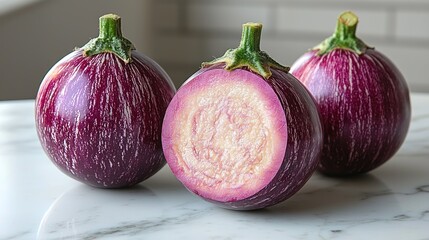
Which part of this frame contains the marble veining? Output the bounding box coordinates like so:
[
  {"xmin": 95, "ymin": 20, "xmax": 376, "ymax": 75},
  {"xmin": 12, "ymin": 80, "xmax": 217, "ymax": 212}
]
[{"xmin": 1, "ymin": 93, "xmax": 429, "ymax": 240}]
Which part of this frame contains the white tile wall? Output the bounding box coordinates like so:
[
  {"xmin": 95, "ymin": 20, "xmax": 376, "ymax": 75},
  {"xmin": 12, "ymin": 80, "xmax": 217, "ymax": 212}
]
[
  {"xmin": 277, "ymin": 7, "xmax": 336, "ymax": 35},
  {"xmin": 3, "ymin": 0, "xmax": 427, "ymax": 100},
  {"xmin": 187, "ymin": 2, "xmax": 272, "ymax": 32},
  {"xmin": 150, "ymin": 0, "xmax": 429, "ymax": 92},
  {"xmin": 277, "ymin": 7, "xmax": 390, "ymax": 38},
  {"xmin": 152, "ymin": 34, "xmax": 204, "ymax": 65},
  {"xmin": 378, "ymin": 45, "xmax": 429, "ymax": 89},
  {"xmin": 0, "ymin": 0, "xmax": 152, "ymax": 100},
  {"xmin": 153, "ymin": 1, "xmax": 180, "ymax": 31},
  {"xmin": 396, "ymin": 10, "xmax": 429, "ymax": 40}
]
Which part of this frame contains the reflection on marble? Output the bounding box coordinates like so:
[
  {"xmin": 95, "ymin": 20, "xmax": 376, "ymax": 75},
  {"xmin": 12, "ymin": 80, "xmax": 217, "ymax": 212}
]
[
  {"xmin": 1, "ymin": 94, "xmax": 429, "ymax": 240},
  {"xmin": 38, "ymin": 185, "xmax": 156, "ymax": 239}
]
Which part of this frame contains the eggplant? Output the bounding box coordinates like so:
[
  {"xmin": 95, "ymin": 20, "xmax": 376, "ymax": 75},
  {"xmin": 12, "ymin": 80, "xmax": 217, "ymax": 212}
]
[
  {"xmin": 162, "ymin": 23, "xmax": 323, "ymax": 210},
  {"xmin": 290, "ymin": 11, "xmax": 411, "ymax": 176},
  {"xmin": 35, "ymin": 14, "xmax": 176, "ymax": 188}
]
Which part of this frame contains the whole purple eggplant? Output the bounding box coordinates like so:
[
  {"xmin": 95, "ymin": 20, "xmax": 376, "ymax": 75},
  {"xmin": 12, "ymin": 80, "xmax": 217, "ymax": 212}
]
[
  {"xmin": 35, "ymin": 14, "xmax": 176, "ymax": 188},
  {"xmin": 290, "ymin": 11, "xmax": 411, "ymax": 176},
  {"xmin": 162, "ymin": 23, "xmax": 322, "ymax": 210}
]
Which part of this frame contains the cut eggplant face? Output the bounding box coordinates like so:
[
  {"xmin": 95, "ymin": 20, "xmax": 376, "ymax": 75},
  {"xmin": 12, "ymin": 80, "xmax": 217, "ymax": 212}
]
[
  {"xmin": 163, "ymin": 68, "xmax": 287, "ymax": 203},
  {"xmin": 162, "ymin": 65, "xmax": 323, "ymax": 210}
]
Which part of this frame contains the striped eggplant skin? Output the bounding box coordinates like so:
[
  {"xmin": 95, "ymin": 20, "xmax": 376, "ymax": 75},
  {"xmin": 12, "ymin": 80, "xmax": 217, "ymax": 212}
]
[
  {"xmin": 162, "ymin": 64, "xmax": 323, "ymax": 210},
  {"xmin": 290, "ymin": 49, "xmax": 411, "ymax": 176},
  {"xmin": 35, "ymin": 50, "xmax": 176, "ymax": 188}
]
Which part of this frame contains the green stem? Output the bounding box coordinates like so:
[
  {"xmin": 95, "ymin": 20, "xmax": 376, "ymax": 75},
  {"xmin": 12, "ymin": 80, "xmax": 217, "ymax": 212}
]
[
  {"xmin": 238, "ymin": 23, "xmax": 261, "ymax": 52},
  {"xmin": 314, "ymin": 11, "xmax": 372, "ymax": 56},
  {"xmin": 202, "ymin": 22, "xmax": 289, "ymax": 79},
  {"xmin": 82, "ymin": 14, "xmax": 135, "ymax": 63}
]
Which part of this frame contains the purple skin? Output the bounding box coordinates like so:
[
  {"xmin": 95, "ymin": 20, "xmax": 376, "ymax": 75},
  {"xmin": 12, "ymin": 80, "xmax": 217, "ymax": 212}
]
[
  {"xmin": 162, "ymin": 64, "xmax": 323, "ymax": 210},
  {"xmin": 36, "ymin": 50, "xmax": 176, "ymax": 188},
  {"xmin": 290, "ymin": 49, "xmax": 411, "ymax": 176}
]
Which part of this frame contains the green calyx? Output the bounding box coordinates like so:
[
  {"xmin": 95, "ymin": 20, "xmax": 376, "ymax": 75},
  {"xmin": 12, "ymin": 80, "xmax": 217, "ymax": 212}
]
[
  {"xmin": 202, "ymin": 22, "xmax": 289, "ymax": 79},
  {"xmin": 314, "ymin": 11, "xmax": 373, "ymax": 56},
  {"xmin": 82, "ymin": 14, "xmax": 135, "ymax": 63}
]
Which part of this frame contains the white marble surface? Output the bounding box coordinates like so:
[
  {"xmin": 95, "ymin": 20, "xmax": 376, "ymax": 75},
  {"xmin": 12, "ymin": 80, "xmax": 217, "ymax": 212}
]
[{"xmin": 1, "ymin": 94, "xmax": 428, "ymax": 240}]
